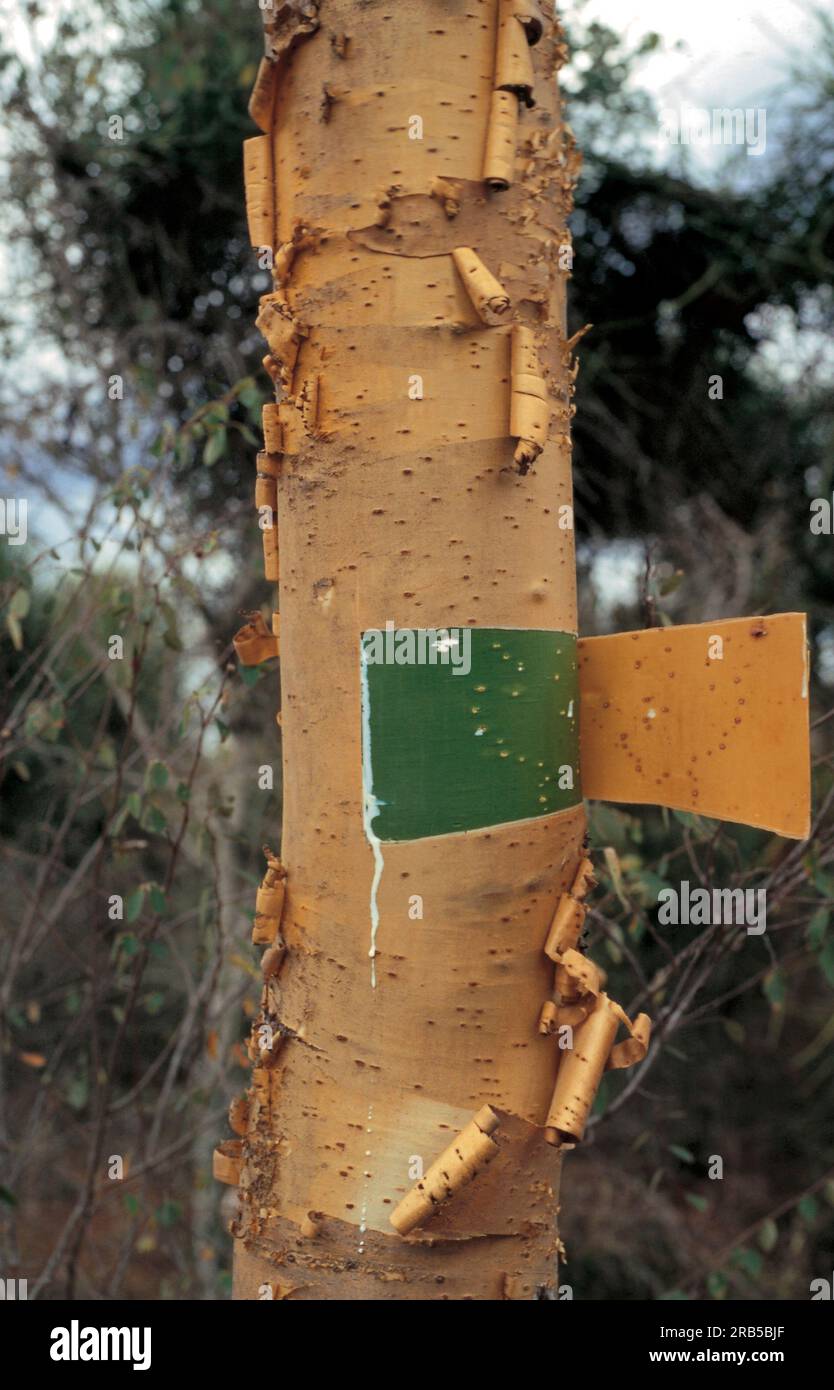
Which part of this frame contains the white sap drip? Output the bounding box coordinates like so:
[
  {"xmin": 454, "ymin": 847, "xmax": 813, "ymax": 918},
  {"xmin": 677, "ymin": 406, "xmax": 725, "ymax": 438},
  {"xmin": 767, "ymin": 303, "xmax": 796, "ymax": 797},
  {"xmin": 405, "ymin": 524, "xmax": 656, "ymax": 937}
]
[
  {"xmin": 360, "ymin": 640, "xmax": 385, "ymax": 988},
  {"xmin": 358, "ymin": 1103, "xmax": 373, "ymax": 1255}
]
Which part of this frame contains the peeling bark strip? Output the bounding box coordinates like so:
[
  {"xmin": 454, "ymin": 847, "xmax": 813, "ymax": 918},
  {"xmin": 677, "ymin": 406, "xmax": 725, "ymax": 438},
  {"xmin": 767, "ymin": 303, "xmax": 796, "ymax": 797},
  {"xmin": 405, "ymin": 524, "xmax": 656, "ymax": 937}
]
[
  {"xmin": 494, "ymin": 0, "xmax": 537, "ymax": 106},
  {"xmin": 542, "ymin": 853, "xmax": 596, "ymax": 961},
  {"xmin": 232, "ymin": 612, "xmax": 279, "ymax": 666},
  {"xmin": 542, "ymin": 949, "xmax": 651, "ymax": 1144},
  {"xmin": 452, "ymin": 246, "xmax": 511, "ymax": 322},
  {"xmin": 243, "ymin": 134, "xmax": 275, "ymax": 249},
  {"xmin": 252, "ymin": 850, "xmax": 288, "ymax": 945},
  {"xmin": 390, "ymin": 1105, "xmax": 501, "ymax": 1235},
  {"xmin": 214, "ymin": 1139, "xmax": 244, "ymax": 1186},
  {"xmin": 510, "ymin": 324, "xmax": 549, "ymax": 471}
]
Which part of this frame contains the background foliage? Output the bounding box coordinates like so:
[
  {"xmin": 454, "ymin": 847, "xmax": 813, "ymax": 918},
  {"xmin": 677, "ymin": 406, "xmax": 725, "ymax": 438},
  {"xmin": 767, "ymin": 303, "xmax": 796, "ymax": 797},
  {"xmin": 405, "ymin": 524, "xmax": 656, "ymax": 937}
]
[{"xmin": 0, "ymin": 0, "xmax": 832, "ymax": 1299}]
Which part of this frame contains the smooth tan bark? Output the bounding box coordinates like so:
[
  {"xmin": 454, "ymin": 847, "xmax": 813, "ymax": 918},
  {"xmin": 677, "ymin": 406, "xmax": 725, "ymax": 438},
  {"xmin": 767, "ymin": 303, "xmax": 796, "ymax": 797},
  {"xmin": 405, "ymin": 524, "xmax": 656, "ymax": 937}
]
[{"xmin": 229, "ymin": 0, "xmax": 585, "ymax": 1301}]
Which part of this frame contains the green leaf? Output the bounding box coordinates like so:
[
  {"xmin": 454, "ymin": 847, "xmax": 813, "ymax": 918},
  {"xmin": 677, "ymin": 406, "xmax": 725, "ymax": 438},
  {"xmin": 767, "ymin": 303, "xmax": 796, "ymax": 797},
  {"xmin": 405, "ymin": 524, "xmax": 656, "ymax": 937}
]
[
  {"xmin": 723, "ymin": 1018, "xmax": 745, "ymax": 1046},
  {"xmin": 149, "ymin": 884, "xmax": 166, "ymax": 914},
  {"xmin": 587, "ymin": 803, "xmax": 640, "ymax": 854},
  {"xmin": 144, "ymin": 991, "xmax": 165, "ymax": 1016},
  {"xmin": 707, "ymin": 1270, "xmax": 728, "ymax": 1299},
  {"xmin": 626, "ymin": 913, "xmax": 646, "ymax": 944},
  {"xmin": 176, "ymin": 782, "xmax": 191, "ymax": 803},
  {"xmin": 46, "ymin": 700, "xmax": 64, "ymax": 742},
  {"xmin": 805, "ymin": 856, "xmax": 834, "ymax": 898},
  {"xmin": 669, "ymin": 1144, "xmax": 695, "ymax": 1164},
  {"xmin": 24, "ymin": 698, "xmax": 64, "ymax": 741},
  {"xmin": 203, "ymin": 426, "xmax": 227, "ymax": 466},
  {"xmin": 763, "ymin": 968, "xmax": 786, "ymax": 1010},
  {"xmin": 239, "ymin": 664, "xmax": 261, "ymax": 687},
  {"xmin": 66, "ymin": 1074, "xmax": 89, "ymax": 1111},
  {"xmin": 631, "ymin": 869, "xmax": 674, "ymax": 907},
  {"xmin": 145, "ymin": 760, "xmax": 169, "ymax": 791},
  {"xmin": 145, "ymin": 805, "xmax": 167, "ymax": 834},
  {"xmin": 120, "ymin": 934, "xmax": 140, "ymax": 957},
  {"xmin": 807, "ymin": 907, "xmax": 829, "ymax": 950},
  {"xmin": 96, "ymin": 739, "xmax": 116, "ymax": 770},
  {"xmin": 157, "ymin": 1199, "xmax": 182, "ymax": 1228},
  {"xmin": 731, "ymin": 1247, "xmax": 763, "ymax": 1278},
  {"xmin": 237, "ymin": 378, "xmax": 262, "ymax": 412},
  {"xmin": 123, "ymin": 1193, "xmax": 140, "ymax": 1216},
  {"xmin": 658, "ymin": 569, "xmax": 684, "ymax": 596},
  {"xmin": 685, "ymin": 1193, "xmax": 709, "ymax": 1213},
  {"xmin": 671, "ymin": 810, "xmax": 712, "ymax": 836},
  {"xmin": 162, "ymin": 625, "xmax": 183, "ymax": 652},
  {"xmin": 125, "ymin": 888, "xmax": 145, "ymax": 923},
  {"xmin": 757, "ymin": 1218, "xmax": 778, "ymax": 1252},
  {"xmin": 819, "ymin": 939, "xmax": 834, "ymax": 988},
  {"xmin": 798, "ymin": 1195, "xmax": 819, "ymax": 1226},
  {"xmin": 602, "ymin": 845, "xmax": 630, "ymax": 910}
]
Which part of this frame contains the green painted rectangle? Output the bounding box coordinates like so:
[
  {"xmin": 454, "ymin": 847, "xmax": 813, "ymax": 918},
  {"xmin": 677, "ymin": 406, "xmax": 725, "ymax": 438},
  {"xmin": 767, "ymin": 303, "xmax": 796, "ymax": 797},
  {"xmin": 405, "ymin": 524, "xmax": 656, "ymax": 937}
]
[{"xmin": 360, "ymin": 627, "xmax": 580, "ymax": 842}]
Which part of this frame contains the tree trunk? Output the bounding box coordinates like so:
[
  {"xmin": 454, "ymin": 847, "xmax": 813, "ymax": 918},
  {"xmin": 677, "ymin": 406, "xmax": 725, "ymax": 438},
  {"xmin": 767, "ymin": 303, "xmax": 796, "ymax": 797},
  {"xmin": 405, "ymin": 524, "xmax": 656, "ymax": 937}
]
[{"xmin": 228, "ymin": 0, "xmax": 585, "ymax": 1301}]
